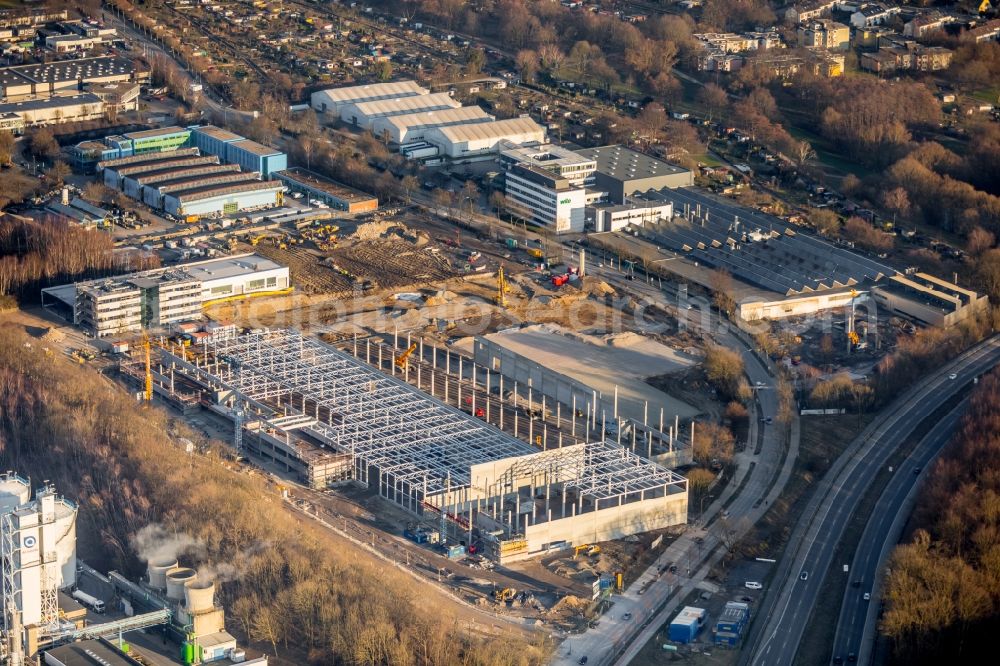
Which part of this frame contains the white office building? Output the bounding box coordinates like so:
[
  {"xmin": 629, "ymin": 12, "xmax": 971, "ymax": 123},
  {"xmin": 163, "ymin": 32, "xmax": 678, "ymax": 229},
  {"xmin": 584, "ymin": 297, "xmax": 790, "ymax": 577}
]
[
  {"xmin": 43, "ymin": 254, "xmax": 290, "ymax": 337},
  {"xmin": 500, "ymin": 142, "xmax": 599, "ymax": 233},
  {"xmin": 505, "ymin": 164, "xmax": 587, "ymax": 234}
]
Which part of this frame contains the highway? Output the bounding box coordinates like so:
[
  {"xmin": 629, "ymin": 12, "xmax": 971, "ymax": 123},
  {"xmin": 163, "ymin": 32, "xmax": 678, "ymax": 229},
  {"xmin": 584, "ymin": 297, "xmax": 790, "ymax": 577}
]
[
  {"xmin": 740, "ymin": 336, "xmax": 1000, "ymax": 666},
  {"xmin": 831, "ymin": 399, "xmax": 969, "ymax": 665}
]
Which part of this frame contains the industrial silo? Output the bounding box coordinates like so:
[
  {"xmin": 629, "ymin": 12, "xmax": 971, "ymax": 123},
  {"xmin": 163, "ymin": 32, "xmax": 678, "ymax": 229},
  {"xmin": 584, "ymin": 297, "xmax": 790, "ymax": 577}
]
[{"xmin": 0, "ymin": 472, "xmax": 30, "ymax": 513}]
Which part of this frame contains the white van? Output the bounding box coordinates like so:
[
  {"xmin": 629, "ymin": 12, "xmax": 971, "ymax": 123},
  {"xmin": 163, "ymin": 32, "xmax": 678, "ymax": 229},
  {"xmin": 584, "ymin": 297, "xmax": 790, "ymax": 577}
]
[{"xmin": 745, "ymin": 581, "xmax": 763, "ymax": 590}]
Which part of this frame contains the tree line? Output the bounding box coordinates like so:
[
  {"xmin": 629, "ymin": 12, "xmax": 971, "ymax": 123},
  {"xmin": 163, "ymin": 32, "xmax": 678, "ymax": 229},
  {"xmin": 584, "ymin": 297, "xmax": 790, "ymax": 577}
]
[
  {"xmin": 0, "ymin": 217, "xmax": 159, "ymax": 301},
  {"xmin": 881, "ymin": 366, "xmax": 1000, "ymax": 664}
]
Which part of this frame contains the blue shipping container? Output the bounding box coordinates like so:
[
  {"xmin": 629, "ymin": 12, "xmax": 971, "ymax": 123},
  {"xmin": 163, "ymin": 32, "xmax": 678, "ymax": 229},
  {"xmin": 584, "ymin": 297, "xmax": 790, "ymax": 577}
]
[
  {"xmin": 668, "ymin": 619, "xmax": 699, "ymax": 644},
  {"xmin": 669, "ymin": 607, "xmax": 706, "ymax": 644}
]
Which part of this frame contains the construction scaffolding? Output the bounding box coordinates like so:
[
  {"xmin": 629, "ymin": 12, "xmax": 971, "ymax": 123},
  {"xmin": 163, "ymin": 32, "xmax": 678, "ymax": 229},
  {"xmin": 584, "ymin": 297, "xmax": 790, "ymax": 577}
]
[{"xmin": 164, "ymin": 330, "xmax": 688, "ymax": 560}]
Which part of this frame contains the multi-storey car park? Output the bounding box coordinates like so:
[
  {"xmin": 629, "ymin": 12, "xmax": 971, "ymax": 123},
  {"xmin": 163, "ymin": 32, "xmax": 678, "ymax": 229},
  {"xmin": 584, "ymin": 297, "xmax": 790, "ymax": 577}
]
[{"xmin": 154, "ymin": 329, "xmax": 688, "ymax": 562}]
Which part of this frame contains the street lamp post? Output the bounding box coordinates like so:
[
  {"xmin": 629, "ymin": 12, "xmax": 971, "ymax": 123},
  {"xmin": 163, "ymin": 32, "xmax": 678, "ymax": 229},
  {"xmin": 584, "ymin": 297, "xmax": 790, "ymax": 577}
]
[{"xmin": 699, "ymin": 494, "xmax": 715, "ymax": 518}]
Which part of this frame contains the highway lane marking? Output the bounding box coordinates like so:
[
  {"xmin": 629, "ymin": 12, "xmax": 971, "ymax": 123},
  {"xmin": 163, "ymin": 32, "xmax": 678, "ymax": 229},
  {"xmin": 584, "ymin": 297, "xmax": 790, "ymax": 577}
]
[{"xmin": 747, "ymin": 342, "xmax": 1000, "ymax": 663}]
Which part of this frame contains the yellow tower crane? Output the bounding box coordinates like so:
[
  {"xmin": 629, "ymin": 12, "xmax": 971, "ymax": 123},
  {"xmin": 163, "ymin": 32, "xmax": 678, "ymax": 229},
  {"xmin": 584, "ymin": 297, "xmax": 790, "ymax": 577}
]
[
  {"xmin": 142, "ymin": 332, "xmax": 153, "ymax": 402},
  {"xmin": 495, "ymin": 266, "xmax": 510, "ymax": 307}
]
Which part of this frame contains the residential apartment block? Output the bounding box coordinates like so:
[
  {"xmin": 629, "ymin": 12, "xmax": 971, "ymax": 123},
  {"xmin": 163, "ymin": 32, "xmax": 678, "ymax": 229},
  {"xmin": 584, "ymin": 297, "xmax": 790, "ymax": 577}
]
[
  {"xmin": 798, "ymin": 20, "xmax": 851, "ymax": 50},
  {"xmin": 860, "ymin": 40, "xmax": 953, "ymax": 73}
]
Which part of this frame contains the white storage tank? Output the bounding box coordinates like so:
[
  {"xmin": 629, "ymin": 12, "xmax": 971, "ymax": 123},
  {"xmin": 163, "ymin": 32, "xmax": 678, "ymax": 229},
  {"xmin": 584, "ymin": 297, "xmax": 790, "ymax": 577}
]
[
  {"xmin": 44, "ymin": 490, "xmax": 78, "ymax": 590},
  {"xmin": 0, "ymin": 472, "xmax": 30, "ymax": 513}
]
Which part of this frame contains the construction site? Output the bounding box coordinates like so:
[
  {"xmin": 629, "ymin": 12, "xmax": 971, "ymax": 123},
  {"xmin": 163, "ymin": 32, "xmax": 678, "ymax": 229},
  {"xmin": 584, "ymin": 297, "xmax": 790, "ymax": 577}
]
[{"xmin": 124, "ymin": 328, "xmax": 688, "ymax": 564}]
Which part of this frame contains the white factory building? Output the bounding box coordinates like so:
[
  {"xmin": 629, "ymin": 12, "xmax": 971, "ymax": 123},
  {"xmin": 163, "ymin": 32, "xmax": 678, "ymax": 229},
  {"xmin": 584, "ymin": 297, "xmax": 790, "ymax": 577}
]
[
  {"xmin": 0, "ymin": 93, "xmax": 105, "ymax": 128},
  {"xmin": 313, "ymin": 81, "xmax": 545, "ymax": 159},
  {"xmin": 372, "ymin": 106, "xmax": 494, "ymax": 144},
  {"xmin": 339, "ymin": 92, "xmax": 461, "ymax": 129},
  {"xmin": 424, "ymin": 117, "xmax": 547, "ymax": 159},
  {"xmin": 588, "ymin": 198, "xmax": 675, "ymax": 232},
  {"xmin": 310, "ymin": 80, "xmax": 428, "ymax": 118},
  {"xmin": 41, "ymin": 254, "xmax": 290, "ymax": 337},
  {"xmin": 0, "ymin": 472, "xmax": 78, "ymax": 630}
]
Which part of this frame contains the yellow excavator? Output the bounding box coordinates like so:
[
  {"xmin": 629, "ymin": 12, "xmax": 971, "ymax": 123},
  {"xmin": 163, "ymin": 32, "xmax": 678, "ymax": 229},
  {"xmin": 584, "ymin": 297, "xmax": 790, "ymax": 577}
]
[
  {"xmin": 495, "ymin": 266, "xmax": 510, "ymax": 307},
  {"xmin": 394, "ymin": 342, "xmax": 418, "ymax": 369},
  {"xmin": 980, "ymin": 0, "xmax": 992, "ymax": 16},
  {"xmin": 494, "ymin": 587, "xmax": 516, "ymax": 602}
]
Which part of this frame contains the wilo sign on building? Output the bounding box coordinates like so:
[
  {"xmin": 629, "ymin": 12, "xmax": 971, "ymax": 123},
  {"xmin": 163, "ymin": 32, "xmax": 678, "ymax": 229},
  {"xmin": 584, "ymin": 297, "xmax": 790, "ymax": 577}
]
[{"xmin": 559, "ymin": 197, "xmax": 572, "ymax": 204}]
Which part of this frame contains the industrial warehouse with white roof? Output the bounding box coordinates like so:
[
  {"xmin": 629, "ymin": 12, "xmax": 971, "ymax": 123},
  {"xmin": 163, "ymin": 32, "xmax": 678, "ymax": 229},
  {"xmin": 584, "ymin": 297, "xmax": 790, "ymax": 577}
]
[
  {"xmin": 372, "ymin": 106, "xmax": 494, "ymax": 144},
  {"xmin": 313, "ymin": 80, "xmax": 547, "ymax": 159},
  {"xmin": 339, "ymin": 92, "xmax": 461, "ymax": 128},
  {"xmin": 310, "ymin": 80, "xmax": 429, "ymax": 117},
  {"xmin": 424, "ymin": 117, "xmax": 547, "ymax": 158}
]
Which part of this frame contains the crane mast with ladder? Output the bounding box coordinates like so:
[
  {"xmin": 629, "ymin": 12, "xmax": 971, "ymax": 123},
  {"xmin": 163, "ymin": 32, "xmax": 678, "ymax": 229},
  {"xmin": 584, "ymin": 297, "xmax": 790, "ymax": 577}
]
[
  {"xmin": 142, "ymin": 333, "xmax": 152, "ymax": 402},
  {"xmin": 495, "ymin": 266, "xmax": 510, "ymax": 307}
]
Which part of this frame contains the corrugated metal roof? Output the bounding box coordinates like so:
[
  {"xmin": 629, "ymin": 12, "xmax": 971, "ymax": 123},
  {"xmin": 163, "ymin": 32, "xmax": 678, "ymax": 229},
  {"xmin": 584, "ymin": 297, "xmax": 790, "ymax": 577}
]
[
  {"xmin": 125, "ymin": 126, "xmax": 188, "ymax": 140},
  {"xmin": 97, "ymin": 148, "xmax": 200, "ymax": 171},
  {"xmin": 190, "ymin": 125, "xmax": 244, "ymax": 142},
  {"xmin": 431, "ymin": 117, "xmax": 545, "ymax": 143},
  {"xmin": 229, "ymin": 138, "xmax": 282, "ymax": 157},
  {"xmin": 172, "ymin": 180, "xmax": 284, "ymax": 203},
  {"xmin": 313, "ymin": 80, "xmax": 427, "ymax": 104},
  {"xmin": 159, "ymin": 172, "xmax": 259, "ymax": 194},
  {"xmin": 113, "ymin": 156, "xmax": 220, "ymax": 177},
  {"xmin": 379, "ymin": 105, "xmax": 492, "ymax": 132},
  {"xmin": 347, "ymin": 92, "xmax": 460, "ymax": 118}
]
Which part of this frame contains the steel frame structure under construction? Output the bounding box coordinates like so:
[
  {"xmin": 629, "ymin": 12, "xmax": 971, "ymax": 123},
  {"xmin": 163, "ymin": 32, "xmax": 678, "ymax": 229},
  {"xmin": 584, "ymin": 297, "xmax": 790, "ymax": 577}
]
[{"xmin": 178, "ymin": 330, "xmax": 687, "ymax": 560}]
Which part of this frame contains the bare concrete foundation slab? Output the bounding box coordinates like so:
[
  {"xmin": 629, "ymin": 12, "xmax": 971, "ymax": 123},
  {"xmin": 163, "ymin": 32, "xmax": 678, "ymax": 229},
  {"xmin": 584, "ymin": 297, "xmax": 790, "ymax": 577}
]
[{"xmin": 472, "ymin": 324, "xmax": 699, "ymax": 427}]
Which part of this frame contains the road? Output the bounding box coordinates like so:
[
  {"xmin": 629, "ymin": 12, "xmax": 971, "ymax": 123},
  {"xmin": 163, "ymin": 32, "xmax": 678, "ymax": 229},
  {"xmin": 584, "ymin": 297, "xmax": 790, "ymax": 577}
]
[
  {"xmin": 547, "ymin": 259, "xmax": 798, "ymax": 666},
  {"xmin": 741, "ymin": 336, "xmax": 1000, "ymax": 666},
  {"xmin": 831, "ymin": 399, "xmax": 969, "ymax": 665},
  {"xmin": 102, "ymin": 4, "xmax": 254, "ymax": 123}
]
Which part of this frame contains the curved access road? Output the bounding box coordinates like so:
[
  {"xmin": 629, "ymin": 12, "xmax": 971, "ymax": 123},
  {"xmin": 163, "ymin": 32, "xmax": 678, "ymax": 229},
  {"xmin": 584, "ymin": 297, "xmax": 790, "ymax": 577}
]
[
  {"xmin": 831, "ymin": 399, "xmax": 969, "ymax": 664},
  {"xmin": 550, "ymin": 260, "xmax": 799, "ymax": 666},
  {"xmin": 740, "ymin": 336, "xmax": 1000, "ymax": 666}
]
